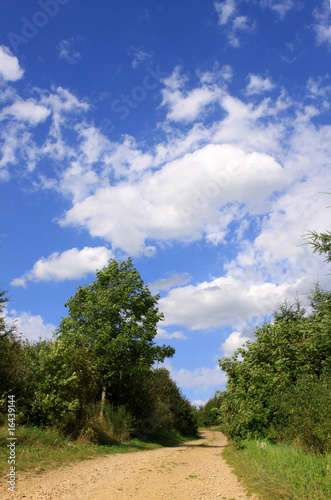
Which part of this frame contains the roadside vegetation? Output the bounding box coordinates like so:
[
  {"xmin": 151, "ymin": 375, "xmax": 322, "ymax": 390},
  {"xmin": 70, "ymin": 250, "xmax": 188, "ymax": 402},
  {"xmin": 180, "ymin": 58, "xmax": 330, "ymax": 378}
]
[
  {"xmin": 223, "ymin": 439, "xmax": 331, "ymax": 500},
  {"xmin": 198, "ymin": 223, "xmax": 331, "ymax": 499},
  {"xmin": 0, "ymin": 258, "xmax": 198, "ymax": 477}
]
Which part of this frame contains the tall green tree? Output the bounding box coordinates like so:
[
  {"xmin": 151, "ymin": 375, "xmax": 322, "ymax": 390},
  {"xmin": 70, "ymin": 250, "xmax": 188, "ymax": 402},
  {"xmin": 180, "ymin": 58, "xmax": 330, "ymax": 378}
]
[{"xmin": 56, "ymin": 258, "xmax": 175, "ymax": 418}]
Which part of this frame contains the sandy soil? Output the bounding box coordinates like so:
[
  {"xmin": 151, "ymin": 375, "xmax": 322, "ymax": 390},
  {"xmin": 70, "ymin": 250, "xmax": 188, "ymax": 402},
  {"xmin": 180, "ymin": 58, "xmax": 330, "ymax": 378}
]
[{"xmin": 1, "ymin": 430, "xmax": 259, "ymax": 500}]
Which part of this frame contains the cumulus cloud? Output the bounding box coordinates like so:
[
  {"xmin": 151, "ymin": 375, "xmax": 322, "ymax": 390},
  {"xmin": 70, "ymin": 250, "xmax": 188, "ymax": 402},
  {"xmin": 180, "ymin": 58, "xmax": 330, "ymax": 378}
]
[
  {"xmin": 11, "ymin": 246, "xmax": 113, "ymax": 287},
  {"xmin": 159, "ymin": 276, "xmax": 298, "ymax": 330},
  {"xmin": 220, "ymin": 329, "xmax": 252, "ymax": 358},
  {"xmin": 6, "ymin": 310, "xmax": 56, "ymax": 342},
  {"xmin": 0, "ymin": 46, "xmax": 24, "ymax": 81},
  {"xmin": 60, "ymin": 143, "xmax": 285, "ymax": 255}
]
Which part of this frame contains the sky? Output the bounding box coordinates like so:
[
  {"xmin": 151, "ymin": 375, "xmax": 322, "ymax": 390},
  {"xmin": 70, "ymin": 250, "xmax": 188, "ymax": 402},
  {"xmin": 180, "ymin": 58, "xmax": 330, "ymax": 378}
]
[{"xmin": 0, "ymin": 0, "xmax": 331, "ymax": 406}]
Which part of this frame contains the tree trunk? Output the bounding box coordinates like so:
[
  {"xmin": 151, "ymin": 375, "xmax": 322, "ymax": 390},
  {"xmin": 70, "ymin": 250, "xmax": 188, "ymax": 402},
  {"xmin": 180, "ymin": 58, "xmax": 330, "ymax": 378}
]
[{"xmin": 99, "ymin": 385, "xmax": 106, "ymax": 421}]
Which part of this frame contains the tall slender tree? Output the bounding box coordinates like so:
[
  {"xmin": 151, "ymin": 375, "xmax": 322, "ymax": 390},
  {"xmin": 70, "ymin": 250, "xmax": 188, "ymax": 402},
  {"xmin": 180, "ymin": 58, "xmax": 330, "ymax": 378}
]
[{"xmin": 56, "ymin": 258, "xmax": 175, "ymax": 419}]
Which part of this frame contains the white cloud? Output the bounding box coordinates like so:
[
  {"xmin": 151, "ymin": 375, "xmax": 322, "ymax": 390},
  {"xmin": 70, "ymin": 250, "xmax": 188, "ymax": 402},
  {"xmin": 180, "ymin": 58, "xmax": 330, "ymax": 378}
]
[
  {"xmin": 6, "ymin": 310, "xmax": 56, "ymax": 342},
  {"xmin": 0, "ymin": 46, "xmax": 24, "ymax": 81},
  {"xmin": 163, "ymin": 361, "xmax": 226, "ymax": 391},
  {"xmin": 265, "ymin": 0, "xmax": 296, "ymax": 18},
  {"xmin": 129, "ymin": 46, "xmax": 153, "ymax": 68},
  {"xmin": 58, "ymin": 38, "xmax": 82, "ymax": 64},
  {"xmin": 306, "ymin": 77, "xmax": 331, "ymax": 100},
  {"xmin": 60, "ymin": 144, "xmax": 285, "ymax": 255},
  {"xmin": 55, "ymin": 160, "xmax": 102, "ymax": 203},
  {"xmin": 220, "ymin": 330, "xmax": 251, "ymax": 358},
  {"xmin": 11, "ymin": 246, "xmax": 113, "ymax": 287},
  {"xmin": 228, "ymin": 15, "xmax": 255, "ymax": 47},
  {"xmin": 149, "ymin": 273, "xmax": 192, "ymax": 291},
  {"xmin": 315, "ymin": 24, "xmax": 331, "ymax": 45},
  {"xmin": 1, "ymin": 100, "xmax": 50, "ymax": 125},
  {"xmin": 191, "ymin": 400, "xmax": 206, "ymax": 408},
  {"xmin": 1, "ymin": 61, "xmax": 330, "ymax": 342},
  {"xmin": 161, "ymin": 67, "xmax": 223, "ymax": 122},
  {"xmin": 76, "ymin": 123, "xmax": 112, "ymax": 165},
  {"xmin": 211, "ymin": 92, "xmax": 287, "ymax": 154},
  {"xmin": 0, "ymin": 120, "xmax": 42, "ymax": 177},
  {"xmin": 156, "ymin": 328, "xmax": 188, "ymax": 340},
  {"xmin": 159, "ymin": 276, "xmax": 298, "ymax": 330},
  {"xmin": 246, "ymin": 74, "xmax": 274, "ymax": 95},
  {"xmin": 225, "ymin": 181, "xmax": 331, "ymax": 288},
  {"xmin": 313, "ymin": 3, "xmax": 331, "ymax": 47},
  {"xmin": 215, "ymin": 0, "xmax": 236, "ymax": 25},
  {"xmin": 39, "ymin": 86, "xmax": 89, "ymax": 115},
  {"xmin": 214, "ymin": 1, "xmax": 255, "ymax": 48},
  {"xmin": 215, "ymin": 0, "xmax": 297, "ymax": 47}
]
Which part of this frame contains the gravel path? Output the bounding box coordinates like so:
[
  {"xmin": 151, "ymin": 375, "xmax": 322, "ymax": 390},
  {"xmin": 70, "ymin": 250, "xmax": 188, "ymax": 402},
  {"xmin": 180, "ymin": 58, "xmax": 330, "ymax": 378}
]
[{"xmin": 1, "ymin": 430, "xmax": 259, "ymax": 499}]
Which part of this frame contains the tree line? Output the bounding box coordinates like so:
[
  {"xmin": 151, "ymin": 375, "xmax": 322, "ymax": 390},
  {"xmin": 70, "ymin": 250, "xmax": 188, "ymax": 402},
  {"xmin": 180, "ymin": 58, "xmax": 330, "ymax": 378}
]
[
  {"xmin": 0, "ymin": 258, "xmax": 198, "ymax": 442},
  {"xmin": 198, "ymin": 226, "xmax": 331, "ymax": 454}
]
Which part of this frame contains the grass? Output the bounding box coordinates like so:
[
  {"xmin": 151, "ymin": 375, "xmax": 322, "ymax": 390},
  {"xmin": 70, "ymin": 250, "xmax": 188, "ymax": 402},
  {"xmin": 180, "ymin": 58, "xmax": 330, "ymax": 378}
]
[
  {"xmin": 0, "ymin": 424, "xmax": 198, "ymax": 480},
  {"xmin": 221, "ymin": 436, "xmax": 331, "ymax": 500}
]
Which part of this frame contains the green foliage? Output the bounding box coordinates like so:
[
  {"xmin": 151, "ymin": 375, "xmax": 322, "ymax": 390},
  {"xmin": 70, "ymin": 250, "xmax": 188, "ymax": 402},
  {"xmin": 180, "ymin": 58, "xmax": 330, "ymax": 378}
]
[
  {"xmin": 277, "ymin": 373, "xmax": 331, "ymax": 454},
  {"xmin": 0, "ymin": 289, "xmax": 24, "ymax": 405},
  {"xmin": 196, "ymin": 391, "xmax": 224, "ymax": 427},
  {"xmin": 149, "ymin": 368, "xmax": 198, "ymax": 437},
  {"xmin": 130, "ymin": 368, "xmax": 198, "ymax": 440},
  {"xmin": 0, "ymin": 259, "xmax": 200, "ymax": 443},
  {"xmin": 21, "ymin": 339, "xmax": 100, "ymax": 431},
  {"xmin": 57, "ymin": 258, "xmax": 175, "ymax": 399},
  {"xmin": 0, "ymin": 289, "xmax": 30, "ymax": 426},
  {"xmin": 219, "ymin": 285, "xmax": 331, "ymax": 452},
  {"xmin": 305, "ymin": 229, "xmax": 331, "ymax": 265}
]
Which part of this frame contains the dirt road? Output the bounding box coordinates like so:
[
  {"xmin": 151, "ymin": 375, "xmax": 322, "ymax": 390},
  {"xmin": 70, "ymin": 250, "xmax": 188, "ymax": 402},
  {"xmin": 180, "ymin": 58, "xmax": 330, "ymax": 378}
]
[{"xmin": 2, "ymin": 430, "xmax": 259, "ymax": 499}]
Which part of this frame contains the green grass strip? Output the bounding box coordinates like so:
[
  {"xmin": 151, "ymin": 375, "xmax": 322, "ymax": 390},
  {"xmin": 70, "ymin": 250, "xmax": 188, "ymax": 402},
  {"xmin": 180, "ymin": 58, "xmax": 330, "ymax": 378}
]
[{"xmin": 222, "ymin": 437, "xmax": 331, "ymax": 500}]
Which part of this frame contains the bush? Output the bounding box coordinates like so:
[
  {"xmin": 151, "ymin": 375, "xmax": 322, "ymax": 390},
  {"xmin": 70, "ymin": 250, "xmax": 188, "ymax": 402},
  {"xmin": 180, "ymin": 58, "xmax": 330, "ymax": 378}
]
[
  {"xmin": 277, "ymin": 373, "xmax": 331, "ymax": 454},
  {"xmin": 218, "ymin": 287, "xmax": 331, "ymax": 452},
  {"xmin": 78, "ymin": 402, "xmax": 132, "ymax": 444}
]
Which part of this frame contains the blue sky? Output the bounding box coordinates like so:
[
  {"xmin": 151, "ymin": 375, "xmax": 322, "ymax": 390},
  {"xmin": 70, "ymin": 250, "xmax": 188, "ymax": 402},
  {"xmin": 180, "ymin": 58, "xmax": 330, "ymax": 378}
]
[{"xmin": 1, "ymin": 0, "xmax": 331, "ymax": 405}]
